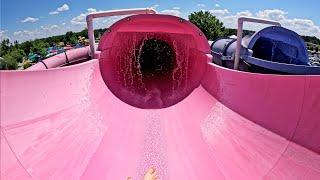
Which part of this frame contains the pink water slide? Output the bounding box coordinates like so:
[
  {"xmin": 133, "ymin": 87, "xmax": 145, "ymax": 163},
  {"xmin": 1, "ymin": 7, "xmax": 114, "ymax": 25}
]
[{"xmin": 1, "ymin": 9, "xmax": 320, "ymax": 180}]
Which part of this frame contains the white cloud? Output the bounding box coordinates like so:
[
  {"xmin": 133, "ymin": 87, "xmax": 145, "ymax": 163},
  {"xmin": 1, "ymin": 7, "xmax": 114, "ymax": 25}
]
[
  {"xmin": 215, "ymin": 4, "xmax": 220, "ymax": 8},
  {"xmin": 209, "ymin": 9, "xmax": 230, "ymax": 17},
  {"xmin": 71, "ymin": 8, "xmax": 97, "ymax": 25},
  {"xmin": 41, "ymin": 25, "xmax": 59, "ymax": 31},
  {"xmin": 49, "ymin": 11, "xmax": 59, "ymax": 15},
  {"xmin": 209, "ymin": 8, "xmax": 320, "ymax": 38},
  {"xmin": 12, "ymin": 7, "xmax": 126, "ymax": 42},
  {"xmin": 0, "ymin": 30, "xmax": 7, "ymax": 36},
  {"xmin": 49, "ymin": 4, "xmax": 70, "ymax": 15},
  {"xmin": 71, "ymin": 13, "xmax": 87, "ymax": 25},
  {"xmin": 173, "ymin": 7, "xmax": 180, "ymax": 10},
  {"xmin": 236, "ymin": 10, "xmax": 253, "ymax": 17},
  {"xmin": 161, "ymin": 9, "xmax": 181, "ymax": 17},
  {"xmin": 12, "ymin": 21, "xmax": 79, "ymax": 42},
  {"xmin": 256, "ymin": 9, "xmax": 287, "ymax": 21},
  {"xmin": 197, "ymin": 4, "xmax": 206, "ymax": 8},
  {"xmin": 13, "ymin": 24, "xmax": 68, "ymax": 42},
  {"xmin": 21, "ymin": 17, "xmax": 39, "ymax": 23},
  {"xmin": 281, "ymin": 18, "xmax": 320, "ymax": 38},
  {"xmin": 57, "ymin": 4, "xmax": 70, "ymax": 12},
  {"xmin": 87, "ymin": 8, "xmax": 97, "ymax": 13},
  {"xmin": 14, "ymin": 30, "xmax": 35, "ymax": 36},
  {"xmin": 57, "ymin": 4, "xmax": 69, "ymax": 12},
  {"xmin": 0, "ymin": 30, "xmax": 8, "ymax": 40},
  {"xmin": 71, "ymin": 8, "xmax": 125, "ymax": 29}
]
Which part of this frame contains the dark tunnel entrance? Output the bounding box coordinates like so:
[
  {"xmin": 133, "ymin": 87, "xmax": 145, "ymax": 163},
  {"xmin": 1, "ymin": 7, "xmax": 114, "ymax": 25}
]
[
  {"xmin": 98, "ymin": 14, "xmax": 210, "ymax": 109},
  {"xmin": 137, "ymin": 38, "xmax": 176, "ymax": 88}
]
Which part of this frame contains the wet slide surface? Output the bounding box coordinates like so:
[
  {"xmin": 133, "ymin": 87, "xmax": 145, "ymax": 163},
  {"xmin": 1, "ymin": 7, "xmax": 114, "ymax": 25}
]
[{"xmin": 1, "ymin": 59, "xmax": 319, "ymax": 179}]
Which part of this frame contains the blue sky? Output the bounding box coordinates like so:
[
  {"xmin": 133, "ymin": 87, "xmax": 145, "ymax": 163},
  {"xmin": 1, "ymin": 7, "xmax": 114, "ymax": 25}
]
[{"xmin": 1, "ymin": 0, "xmax": 320, "ymax": 42}]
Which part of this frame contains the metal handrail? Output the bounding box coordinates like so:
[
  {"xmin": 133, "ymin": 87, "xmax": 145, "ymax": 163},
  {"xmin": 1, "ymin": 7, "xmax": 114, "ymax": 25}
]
[
  {"xmin": 234, "ymin": 17, "xmax": 281, "ymax": 70},
  {"xmin": 86, "ymin": 8, "xmax": 157, "ymax": 58}
]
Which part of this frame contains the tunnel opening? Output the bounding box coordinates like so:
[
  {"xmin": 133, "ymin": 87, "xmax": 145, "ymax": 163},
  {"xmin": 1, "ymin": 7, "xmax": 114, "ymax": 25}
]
[
  {"xmin": 98, "ymin": 14, "xmax": 210, "ymax": 109},
  {"xmin": 100, "ymin": 31, "xmax": 208, "ymax": 109},
  {"xmin": 137, "ymin": 38, "xmax": 176, "ymax": 89},
  {"xmin": 252, "ymin": 37, "xmax": 304, "ymax": 65}
]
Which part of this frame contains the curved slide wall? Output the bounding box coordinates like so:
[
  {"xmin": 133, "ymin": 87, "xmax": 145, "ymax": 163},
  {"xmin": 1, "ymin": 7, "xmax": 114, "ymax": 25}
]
[
  {"xmin": 1, "ymin": 59, "xmax": 319, "ymax": 179},
  {"xmin": 27, "ymin": 47, "xmax": 90, "ymax": 70},
  {"xmin": 202, "ymin": 63, "xmax": 320, "ymax": 153}
]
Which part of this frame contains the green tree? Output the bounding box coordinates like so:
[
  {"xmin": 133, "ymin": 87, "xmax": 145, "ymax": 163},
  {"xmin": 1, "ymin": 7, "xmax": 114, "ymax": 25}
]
[
  {"xmin": 224, "ymin": 28, "xmax": 255, "ymax": 37},
  {"xmin": 65, "ymin": 31, "xmax": 74, "ymax": 41},
  {"xmin": 64, "ymin": 31, "xmax": 78, "ymax": 44},
  {"xmin": 302, "ymin": 36, "xmax": 320, "ymax": 45},
  {"xmin": 1, "ymin": 54, "xmax": 18, "ymax": 70},
  {"xmin": 188, "ymin": 11, "xmax": 225, "ymax": 40},
  {"xmin": 19, "ymin": 41, "xmax": 33, "ymax": 55},
  {"xmin": 0, "ymin": 48, "xmax": 26, "ymax": 70},
  {"xmin": 79, "ymin": 28, "xmax": 88, "ymax": 38},
  {"xmin": 69, "ymin": 36, "xmax": 78, "ymax": 45},
  {"xmin": 31, "ymin": 40, "xmax": 49, "ymax": 57},
  {"xmin": 9, "ymin": 49, "xmax": 25, "ymax": 63},
  {"xmin": 0, "ymin": 39, "xmax": 10, "ymax": 57}
]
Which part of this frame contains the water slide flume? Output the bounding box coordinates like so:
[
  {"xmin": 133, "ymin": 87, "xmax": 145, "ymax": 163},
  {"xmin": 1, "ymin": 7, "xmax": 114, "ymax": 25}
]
[
  {"xmin": 212, "ymin": 17, "xmax": 320, "ymax": 75},
  {"xmin": 1, "ymin": 8, "xmax": 320, "ymax": 179}
]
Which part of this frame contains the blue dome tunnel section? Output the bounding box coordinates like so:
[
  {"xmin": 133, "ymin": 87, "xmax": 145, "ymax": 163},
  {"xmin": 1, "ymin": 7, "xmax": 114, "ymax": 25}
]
[
  {"xmin": 211, "ymin": 26, "xmax": 320, "ymax": 75},
  {"xmin": 247, "ymin": 26, "xmax": 309, "ymax": 65}
]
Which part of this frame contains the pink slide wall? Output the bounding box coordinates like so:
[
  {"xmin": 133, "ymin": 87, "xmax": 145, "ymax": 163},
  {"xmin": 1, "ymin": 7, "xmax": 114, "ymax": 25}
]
[
  {"xmin": 27, "ymin": 47, "xmax": 90, "ymax": 70},
  {"xmin": 202, "ymin": 63, "xmax": 320, "ymax": 153}
]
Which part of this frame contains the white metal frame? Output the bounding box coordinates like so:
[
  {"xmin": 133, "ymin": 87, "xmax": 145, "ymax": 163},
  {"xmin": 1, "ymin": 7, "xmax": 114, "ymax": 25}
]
[
  {"xmin": 86, "ymin": 8, "xmax": 157, "ymax": 58},
  {"xmin": 234, "ymin": 17, "xmax": 281, "ymax": 70}
]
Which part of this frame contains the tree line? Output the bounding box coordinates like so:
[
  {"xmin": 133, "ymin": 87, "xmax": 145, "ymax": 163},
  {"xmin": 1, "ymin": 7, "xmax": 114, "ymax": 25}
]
[{"xmin": 0, "ymin": 28, "xmax": 106, "ymax": 70}]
